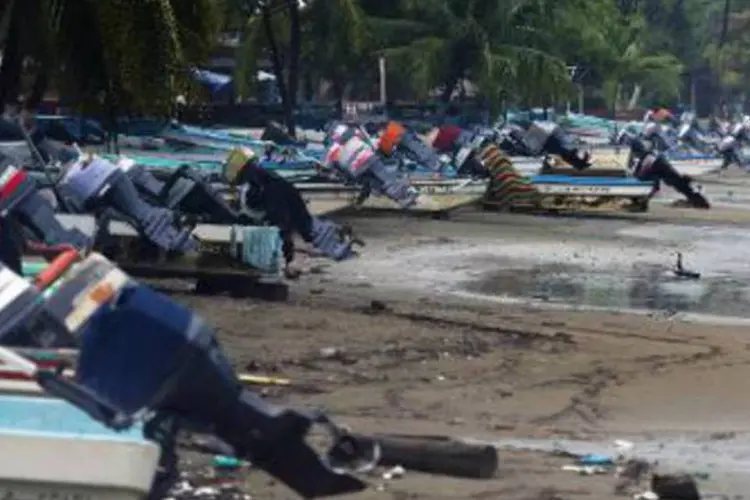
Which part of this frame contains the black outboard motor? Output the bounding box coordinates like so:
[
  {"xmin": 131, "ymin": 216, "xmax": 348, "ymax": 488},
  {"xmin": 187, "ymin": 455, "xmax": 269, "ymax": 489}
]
[
  {"xmin": 261, "ymin": 121, "xmax": 306, "ymax": 147},
  {"xmin": 0, "ymin": 162, "xmax": 90, "ymax": 252},
  {"xmin": 445, "ymin": 130, "xmax": 497, "ymax": 178},
  {"xmin": 641, "ymin": 121, "xmax": 672, "ymax": 152},
  {"xmin": 56, "ymin": 156, "xmax": 197, "ymax": 252},
  {"xmin": 624, "ymin": 133, "xmax": 710, "ymax": 209},
  {"xmin": 516, "ymin": 121, "xmax": 592, "ymax": 169},
  {"xmin": 117, "ymin": 158, "xmax": 240, "ymax": 224},
  {"xmin": 3, "ymin": 252, "xmax": 372, "ymax": 498},
  {"xmin": 494, "ymin": 125, "xmax": 535, "ymax": 156},
  {"xmin": 233, "ymin": 155, "xmax": 359, "ymax": 264}
]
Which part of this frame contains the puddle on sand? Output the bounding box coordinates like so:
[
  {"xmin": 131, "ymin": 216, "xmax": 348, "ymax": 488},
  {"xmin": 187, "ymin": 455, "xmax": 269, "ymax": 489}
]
[{"xmin": 463, "ymin": 262, "xmax": 750, "ymax": 318}]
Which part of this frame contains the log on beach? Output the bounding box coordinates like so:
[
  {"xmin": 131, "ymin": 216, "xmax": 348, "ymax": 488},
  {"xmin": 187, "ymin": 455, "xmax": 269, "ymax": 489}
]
[{"xmin": 352, "ymin": 433, "xmax": 499, "ymax": 479}]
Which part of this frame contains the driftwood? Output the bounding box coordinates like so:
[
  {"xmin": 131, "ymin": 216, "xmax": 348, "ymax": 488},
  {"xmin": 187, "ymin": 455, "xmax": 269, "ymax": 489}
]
[{"xmin": 352, "ymin": 433, "xmax": 498, "ymax": 479}]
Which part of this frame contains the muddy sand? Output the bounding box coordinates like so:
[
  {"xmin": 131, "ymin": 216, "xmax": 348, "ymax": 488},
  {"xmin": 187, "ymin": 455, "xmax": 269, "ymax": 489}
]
[{"xmin": 171, "ymin": 202, "xmax": 750, "ymax": 499}]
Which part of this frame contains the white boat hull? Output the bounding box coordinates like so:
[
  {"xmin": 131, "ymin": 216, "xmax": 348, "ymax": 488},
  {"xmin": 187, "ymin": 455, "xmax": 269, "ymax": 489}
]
[
  {"xmin": 509, "ymin": 155, "xmax": 722, "ymax": 178},
  {"xmin": 533, "ymin": 183, "xmax": 653, "ymax": 197},
  {"xmin": 0, "ymin": 394, "xmax": 158, "ymax": 500},
  {"xmin": 297, "ymin": 179, "xmax": 489, "ymax": 212}
]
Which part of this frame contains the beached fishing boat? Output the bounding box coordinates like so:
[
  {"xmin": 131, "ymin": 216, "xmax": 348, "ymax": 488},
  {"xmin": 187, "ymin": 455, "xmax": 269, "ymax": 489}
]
[
  {"xmin": 0, "ymin": 343, "xmax": 159, "ymax": 500},
  {"xmin": 290, "ymin": 178, "xmax": 489, "ymax": 214},
  {"xmin": 0, "ymin": 368, "xmax": 158, "ymax": 500},
  {"xmin": 509, "ymin": 151, "xmax": 722, "ymax": 178}
]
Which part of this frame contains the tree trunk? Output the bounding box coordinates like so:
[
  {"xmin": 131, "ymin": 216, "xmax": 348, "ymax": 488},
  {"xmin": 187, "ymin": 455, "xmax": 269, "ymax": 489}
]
[
  {"xmin": 719, "ymin": 0, "xmax": 731, "ymax": 48},
  {"xmin": 440, "ymin": 74, "xmax": 460, "ymax": 102},
  {"xmin": 24, "ymin": 71, "xmax": 48, "ymax": 111},
  {"xmin": 303, "ymin": 71, "xmax": 314, "ymax": 102},
  {"xmin": 104, "ymin": 83, "xmax": 120, "ymax": 154},
  {"xmin": 332, "ymin": 78, "xmax": 344, "ymax": 119},
  {"xmin": 287, "ymin": 0, "xmax": 301, "ymax": 134},
  {"xmin": 0, "ymin": 0, "xmax": 24, "ymax": 110},
  {"xmin": 261, "ymin": 4, "xmax": 294, "ymax": 136},
  {"xmin": 627, "ymin": 84, "xmax": 642, "ymax": 110}
]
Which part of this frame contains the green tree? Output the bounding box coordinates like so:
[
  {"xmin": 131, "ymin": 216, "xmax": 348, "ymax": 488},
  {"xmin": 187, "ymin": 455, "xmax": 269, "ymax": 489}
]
[
  {"xmin": 599, "ymin": 12, "xmax": 683, "ymax": 116},
  {"xmin": 372, "ymin": 0, "xmax": 574, "ymax": 113},
  {"xmin": 0, "ymin": 0, "xmax": 221, "ymax": 117},
  {"xmin": 234, "ymin": 0, "xmax": 303, "ymax": 134},
  {"xmin": 301, "ymin": 0, "xmax": 370, "ymax": 113}
]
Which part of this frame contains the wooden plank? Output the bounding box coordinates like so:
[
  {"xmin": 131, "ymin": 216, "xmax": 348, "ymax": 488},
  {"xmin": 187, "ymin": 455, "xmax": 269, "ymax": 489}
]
[{"xmin": 42, "ymin": 214, "xmax": 288, "ymax": 299}]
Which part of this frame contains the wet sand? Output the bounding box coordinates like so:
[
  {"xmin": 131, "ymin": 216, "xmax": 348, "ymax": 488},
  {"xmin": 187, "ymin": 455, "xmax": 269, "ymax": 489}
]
[{"xmin": 166, "ymin": 189, "xmax": 750, "ymax": 499}]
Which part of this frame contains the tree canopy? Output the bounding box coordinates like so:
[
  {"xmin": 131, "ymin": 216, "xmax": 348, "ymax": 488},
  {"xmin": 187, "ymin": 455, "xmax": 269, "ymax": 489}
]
[{"xmin": 0, "ymin": 0, "xmax": 746, "ymax": 122}]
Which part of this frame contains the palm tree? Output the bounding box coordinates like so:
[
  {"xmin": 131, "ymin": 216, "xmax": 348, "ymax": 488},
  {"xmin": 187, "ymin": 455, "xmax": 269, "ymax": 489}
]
[
  {"xmin": 0, "ymin": 0, "xmax": 221, "ymax": 117},
  {"xmin": 600, "ymin": 14, "xmax": 683, "ymax": 118},
  {"xmin": 373, "ymin": 0, "xmax": 574, "ymax": 113},
  {"xmin": 301, "ymin": 0, "xmax": 369, "ymax": 114},
  {"xmin": 234, "ymin": 0, "xmax": 303, "ymax": 134}
]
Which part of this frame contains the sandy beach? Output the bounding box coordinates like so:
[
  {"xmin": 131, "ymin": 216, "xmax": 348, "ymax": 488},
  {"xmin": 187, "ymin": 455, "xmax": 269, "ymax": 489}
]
[{"xmin": 164, "ymin": 174, "xmax": 750, "ymax": 499}]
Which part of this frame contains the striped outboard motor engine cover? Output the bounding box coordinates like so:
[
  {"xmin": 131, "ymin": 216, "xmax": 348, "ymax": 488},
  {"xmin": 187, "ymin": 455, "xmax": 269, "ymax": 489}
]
[{"xmin": 324, "ymin": 124, "xmax": 418, "ymax": 208}]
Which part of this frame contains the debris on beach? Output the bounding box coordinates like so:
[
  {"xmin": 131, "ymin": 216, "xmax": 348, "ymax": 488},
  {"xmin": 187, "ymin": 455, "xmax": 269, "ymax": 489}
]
[
  {"xmin": 165, "ymin": 462, "xmax": 252, "ymax": 500},
  {"xmin": 672, "ymin": 253, "xmax": 701, "ymax": 279},
  {"xmin": 651, "ymin": 473, "xmax": 701, "ymax": 500}
]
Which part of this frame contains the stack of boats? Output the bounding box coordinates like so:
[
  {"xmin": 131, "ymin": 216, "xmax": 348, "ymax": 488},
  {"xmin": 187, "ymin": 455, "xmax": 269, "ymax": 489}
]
[
  {"xmin": 4, "ymin": 114, "xmax": 727, "ymax": 217},
  {"xmin": 105, "ymin": 117, "xmax": 725, "ymax": 213}
]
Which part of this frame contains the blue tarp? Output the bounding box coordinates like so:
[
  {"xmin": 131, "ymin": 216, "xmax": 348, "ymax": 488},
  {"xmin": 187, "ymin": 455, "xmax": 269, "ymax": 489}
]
[{"xmin": 191, "ymin": 69, "xmax": 233, "ymax": 93}]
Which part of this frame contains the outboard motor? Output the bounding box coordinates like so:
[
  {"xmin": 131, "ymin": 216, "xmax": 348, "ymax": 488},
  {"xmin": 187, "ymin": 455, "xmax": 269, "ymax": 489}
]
[
  {"xmin": 324, "ymin": 123, "xmax": 418, "ymax": 208},
  {"xmin": 709, "ymin": 116, "xmax": 729, "ymax": 138},
  {"xmin": 0, "ymin": 218, "xmax": 23, "ymax": 272},
  {"xmin": 641, "ymin": 109, "xmax": 678, "ymax": 152},
  {"xmin": 261, "ymin": 121, "xmax": 305, "ymax": 147},
  {"xmin": 492, "ymin": 124, "xmax": 534, "ymax": 156},
  {"xmin": 676, "ymin": 112, "xmax": 703, "ymax": 151},
  {"xmin": 717, "ymin": 117, "xmax": 750, "ymax": 170},
  {"xmin": 431, "ymin": 125, "xmax": 468, "ymax": 153},
  {"xmin": 431, "ymin": 127, "xmax": 497, "ymax": 178},
  {"xmin": 517, "ymin": 121, "xmax": 592, "ymax": 170},
  {"xmin": 0, "ymin": 257, "xmax": 75, "ymax": 347},
  {"xmin": 0, "ymin": 162, "xmax": 90, "ymax": 252},
  {"xmin": 642, "ymin": 121, "xmax": 671, "ymax": 151},
  {"xmin": 622, "ymin": 132, "xmax": 710, "ymax": 209},
  {"xmin": 116, "ymin": 158, "xmax": 240, "ymax": 224},
  {"xmin": 378, "ymin": 121, "xmax": 445, "ymax": 172},
  {"xmin": 56, "ymin": 156, "xmax": 198, "ymax": 252},
  {"xmin": 0, "ymin": 252, "xmax": 373, "ymax": 498},
  {"xmin": 231, "ymin": 148, "xmax": 359, "ymax": 263}
]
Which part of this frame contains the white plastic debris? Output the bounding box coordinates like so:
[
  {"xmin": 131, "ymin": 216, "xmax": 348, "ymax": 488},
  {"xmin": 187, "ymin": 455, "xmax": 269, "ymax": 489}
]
[
  {"xmin": 561, "ymin": 464, "xmax": 608, "ymax": 475},
  {"xmin": 614, "ymin": 439, "xmax": 635, "ymax": 452},
  {"xmin": 382, "ymin": 465, "xmax": 405, "ymax": 480},
  {"xmin": 193, "ymin": 486, "xmax": 220, "ymax": 496},
  {"xmin": 171, "ymin": 481, "xmax": 194, "ymax": 495},
  {"xmin": 633, "ymin": 491, "xmax": 659, "ymax": 500}
]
